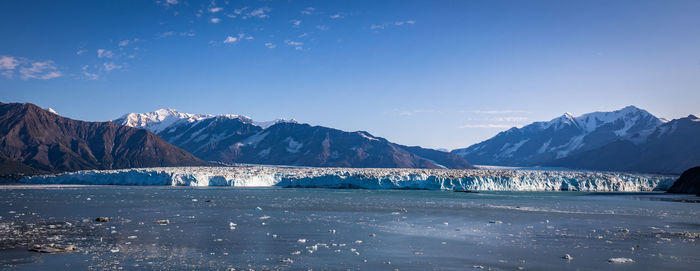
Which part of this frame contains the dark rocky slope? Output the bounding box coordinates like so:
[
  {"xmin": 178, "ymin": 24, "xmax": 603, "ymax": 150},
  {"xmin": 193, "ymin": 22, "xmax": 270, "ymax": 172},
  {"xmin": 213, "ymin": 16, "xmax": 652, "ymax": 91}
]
[
  {"xmin": 667, "ymin": 167, "xmax": 700, "ymax": 194},
  {"xmin": 0, "ymin": 102, "xmax": 207, "ymax": 179}
]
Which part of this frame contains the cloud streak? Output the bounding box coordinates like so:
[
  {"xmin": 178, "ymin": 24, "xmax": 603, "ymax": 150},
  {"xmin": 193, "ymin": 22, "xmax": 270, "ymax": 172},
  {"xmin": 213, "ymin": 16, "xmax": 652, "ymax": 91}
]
[
  {"xmin": 458, "ymin": 124, "xmax": 514, "ymax": 129},
  {"xmin": 0, "ymin": 55, "xmax": 62, "ymax": 80},
  {"xmin": 371, "ymin": 20, "xmax": 416, "ymax": 32},
  {"xmin": 466, "ymin": 110, "xmax": 531, "ymax": 114}
]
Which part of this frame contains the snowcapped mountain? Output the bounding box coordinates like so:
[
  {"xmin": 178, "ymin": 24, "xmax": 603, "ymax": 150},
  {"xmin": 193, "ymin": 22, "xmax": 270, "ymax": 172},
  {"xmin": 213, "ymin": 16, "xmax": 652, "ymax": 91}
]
[
  {"xmin": 114, "ymin": 108, "xmax": 295, "ymax": 132},
  {"xmin": 548, "ymin": 114, "xmax": 700, "ymax": 174},
  {"xmin": 115, "ymin": 109, "xmax": 473, "ymax": 169},
  {"xmin": 452, "ymin": 106, "xmax": 667, "ymax": 169}
]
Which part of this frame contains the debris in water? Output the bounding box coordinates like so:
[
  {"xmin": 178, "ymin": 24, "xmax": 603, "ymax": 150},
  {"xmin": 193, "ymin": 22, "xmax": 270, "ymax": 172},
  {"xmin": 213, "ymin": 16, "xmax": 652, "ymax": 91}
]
[{"xmin": 29, "ymin": 244, "xmax": 77, "ymax": 253}]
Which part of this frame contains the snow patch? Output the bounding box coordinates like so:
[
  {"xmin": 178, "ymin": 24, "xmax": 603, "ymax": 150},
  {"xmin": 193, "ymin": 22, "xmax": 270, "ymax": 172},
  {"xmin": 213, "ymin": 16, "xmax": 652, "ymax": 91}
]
[{"xmin": 284, "ymin": 137, "xmax": 303, "ymax": 153}]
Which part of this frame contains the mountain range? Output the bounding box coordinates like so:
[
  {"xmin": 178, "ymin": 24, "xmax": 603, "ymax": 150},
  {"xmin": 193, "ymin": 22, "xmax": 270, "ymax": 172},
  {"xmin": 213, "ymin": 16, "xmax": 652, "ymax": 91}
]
[
  {"xmin": 451, "ymin": 106, "xmax": 699, "ymax": 174},
  {"xmin": 114, "ymin": 109, "xmax": 473, "ymax": 169},
  {"xmin": 1, "ymin": 102, "xmax": 697, "ymax": 179}
]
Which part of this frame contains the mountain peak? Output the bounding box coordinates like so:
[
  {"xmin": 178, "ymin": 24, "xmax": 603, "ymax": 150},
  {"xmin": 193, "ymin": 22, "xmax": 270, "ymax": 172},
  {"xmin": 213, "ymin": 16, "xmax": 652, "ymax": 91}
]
[
  {"xmin": 45, "ymin": 107, "xmax": 59, "ymax": 115},
  {"xmin": 620, "ymin": 105, "xmax": 641, "ymax": 111}
]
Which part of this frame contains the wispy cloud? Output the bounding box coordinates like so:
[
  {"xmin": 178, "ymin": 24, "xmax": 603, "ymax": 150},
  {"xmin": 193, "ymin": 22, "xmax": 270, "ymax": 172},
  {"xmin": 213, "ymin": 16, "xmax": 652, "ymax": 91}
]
[
  {"xmin": 370, "ymin": 20, "xmax": 416, "ymax": 32},
  {"xmin": 284, "ymin": 40, "xmax": 304, "ymax": 50},
  {"xmin": 103, "ymin": 62, "xmax": 121, "ymax": 71},
  {"xmin": 208, "ymin": 7, "xmax": 223, "ymax": 13},
  {"xmin": 291, "ymin": 19, "xmax": 301, "ymax": 27},
  {"xmin": 264, "ymin": 42, "xmax": 276, "ymax": 49},
  {"xmin": 76, "ymin": 49, "xmax": 87, "ymax": 55},
  {"xmin": 224, "ymin": 33, "xmax": 253, "ymax": 44},
  {"xmin": 180, "ymin": 31, "xmax": 195, "ymax": 37},
  {"xmin": 316, "ymin": 25, "xmax": 328, "ymax": 31},
  {"xmin": 0, "ymin": 56, "xmax": 19, "ymax": 78},
  {"xmin": 330, "ymin": 13, "xmax": 342, "ymax": 19},
  {"xmin": 458, "ymin": 124, "xmax": 514, "ymax": 129},
  {"xmin": 485, "ymin": 117, "xmax": 529, "ymax": 122},
  {"xmin": 157, "ymin": 31, "xmax": 174, "ymax": 38},
  {"xmin": 97, "ymin": 49, "xmax": 113, "ymax": 58},
  {"xmin": 210, "ymin": 17, "xmax": 221, "ymax": 24},
  {"xmin": 158, "ymin": 0, "xmax": 178, "ymax": 7},
  {"xmin": 465, "ymin": 110, "xmax": 531, "ymax": 114},
  {"xmin": 19, "ymin": 60, "xmax": 62, "ymax": 80},
  {"xmin": 246, "ymin": 7, "xmax": 270, "ymax": 19},
  {"xmin": 393, "ymin": 109, "xmax": 438, "ymax": 116},
  {"xmin": 118, "ymin": 38, "xmax": 139, "ymax": 47},
  {"xmin": 233, "ymin": 7, "xmax": 248, "ymax": 15},
  {"xmin": 81, "ymin": 65, "xmax": 98, "ymax": 80},
  {"xmin": 0, "ymin": 56, "xmax": 19, "ymax": 70},
  {"xmin": 301, "ymin": 7, "xmax": 315, "ymax": 15}
]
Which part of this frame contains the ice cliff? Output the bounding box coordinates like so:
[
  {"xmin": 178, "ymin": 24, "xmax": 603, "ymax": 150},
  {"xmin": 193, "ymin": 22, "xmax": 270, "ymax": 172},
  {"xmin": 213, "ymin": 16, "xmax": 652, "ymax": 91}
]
[{"xmin": 20, "ymin": 166, "xmax": 677, "ymax": 191}]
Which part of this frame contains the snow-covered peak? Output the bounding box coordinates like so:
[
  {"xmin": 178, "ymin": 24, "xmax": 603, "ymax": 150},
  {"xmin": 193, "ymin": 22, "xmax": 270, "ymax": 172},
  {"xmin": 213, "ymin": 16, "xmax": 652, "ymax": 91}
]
[
  {"xmin": 45, "ymin": 108, "xmax": 59, "ymax": 115},
  {"xmin": 116, "ymin": 108, "xmax": 213, "ymax": 133},
  {"xmin": 574, "ymin": 105, "xmax": 660, "ymax": 134},
  {"xmin": 544, "ymin": 112, "xmax": 578, "ymax": 130},
  {"xmin": 254, "ymin": 118, "xmax": 298, "ymax": 129},
  {"xmin": 541, "ymin": 106, "xmax": 660, "ymax": 135},
  {"xmin": 217, "ymin": 114, "xmax": 255, "ymax": 123},
  {"xmin": 115, "ymin": 108, "xmax": 296, "ymax": 133}
]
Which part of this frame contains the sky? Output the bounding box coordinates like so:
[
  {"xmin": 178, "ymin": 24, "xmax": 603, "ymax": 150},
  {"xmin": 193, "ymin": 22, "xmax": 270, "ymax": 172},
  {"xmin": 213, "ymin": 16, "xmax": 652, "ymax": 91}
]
[{"xmin": 1, "ymin": 0, "xmax": 699, "ymax": 150}]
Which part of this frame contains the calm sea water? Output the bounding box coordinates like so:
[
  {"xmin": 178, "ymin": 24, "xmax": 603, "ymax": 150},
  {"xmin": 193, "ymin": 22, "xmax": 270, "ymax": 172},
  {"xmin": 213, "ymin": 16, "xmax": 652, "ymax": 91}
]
[{"xmin": 0, "ymin": 186, "xmax": 698, "ymax": 270}]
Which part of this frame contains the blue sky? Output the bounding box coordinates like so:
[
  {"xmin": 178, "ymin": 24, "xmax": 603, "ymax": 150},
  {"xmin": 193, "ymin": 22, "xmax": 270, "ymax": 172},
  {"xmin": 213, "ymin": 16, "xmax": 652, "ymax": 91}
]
[{"xmin": 1, "ymin": 0, "xmax": 699, "ymax": 150}]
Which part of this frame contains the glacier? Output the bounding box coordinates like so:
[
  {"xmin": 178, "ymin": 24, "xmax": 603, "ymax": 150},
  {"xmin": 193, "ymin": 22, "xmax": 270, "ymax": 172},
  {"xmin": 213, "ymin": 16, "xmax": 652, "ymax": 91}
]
[{"xmin": 20, "ymin": 166, "xmax": 678, "ymax": 192}]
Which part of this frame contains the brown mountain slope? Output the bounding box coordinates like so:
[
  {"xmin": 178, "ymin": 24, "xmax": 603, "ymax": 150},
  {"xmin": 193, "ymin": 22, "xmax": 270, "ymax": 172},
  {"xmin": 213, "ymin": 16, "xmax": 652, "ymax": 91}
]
[{"xmin": 0, "ymin": 102, "xmax": 207, "ymax": 179}]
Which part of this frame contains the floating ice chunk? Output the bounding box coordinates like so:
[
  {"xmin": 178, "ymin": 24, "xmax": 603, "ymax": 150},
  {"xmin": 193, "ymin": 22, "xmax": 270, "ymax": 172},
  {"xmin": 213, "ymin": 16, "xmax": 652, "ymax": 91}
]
[
  {"xmin": 562, "ymin": 254, "xmax": 573, "ymax": 260},
  {"xmin": 608, "ymin": 257, "xmax": 635, "ymax": 263},
  {"xmin": 297, "ymin": 239, "xmax": 307, "ymax": 243}
]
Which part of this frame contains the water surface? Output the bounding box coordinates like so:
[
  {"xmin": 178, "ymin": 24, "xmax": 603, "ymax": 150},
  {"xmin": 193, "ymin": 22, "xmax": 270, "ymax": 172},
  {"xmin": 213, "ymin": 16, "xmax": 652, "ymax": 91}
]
[{"xmin": 0, "ymin": 186, "xmax": 698, "ymax": 270}]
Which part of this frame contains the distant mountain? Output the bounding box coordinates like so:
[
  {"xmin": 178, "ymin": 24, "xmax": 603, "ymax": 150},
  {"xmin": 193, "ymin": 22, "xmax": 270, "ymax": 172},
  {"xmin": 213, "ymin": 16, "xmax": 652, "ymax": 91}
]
[
  {"xmin": 452, "ymin": 106, "xmax": 663, "ymax": 166},
  {"xmin": 548, "ymin": 115, "xmax": 700, "ymax": 174},
  {"xmin": 116, "ymin": 109, "xmax": 473, "ymax": 169},
  {"xmin": 452, "ymin": 106, "xmax": 699, "ymax": 174},
  {"xmin": 0, "ymin": 102, "xmax": 206, "ymax": 179}
]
